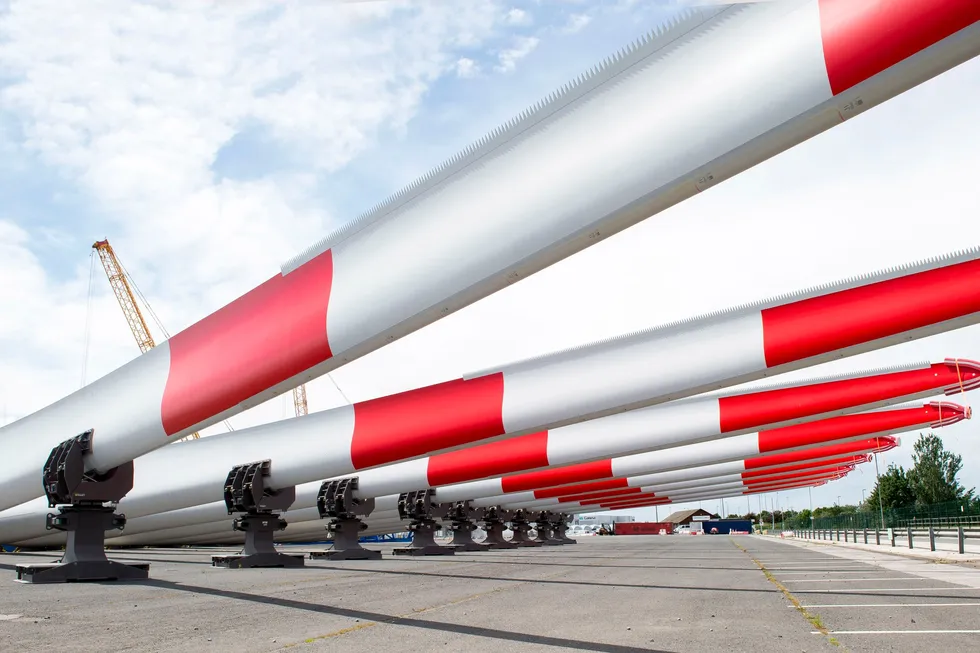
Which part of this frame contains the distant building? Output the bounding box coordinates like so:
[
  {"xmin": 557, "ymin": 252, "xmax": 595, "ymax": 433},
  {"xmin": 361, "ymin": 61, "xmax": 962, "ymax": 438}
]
[
  {"xmin": 661, "ymin": 508, "xmax": 718, "ymax": 526},
  {"xmin": 573, "ymin": 514, "xmax": 635, "ymax": 525}
]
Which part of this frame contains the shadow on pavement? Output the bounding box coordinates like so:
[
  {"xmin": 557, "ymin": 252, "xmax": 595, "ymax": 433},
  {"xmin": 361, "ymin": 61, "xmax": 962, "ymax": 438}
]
[{"xmin": 133, "ymin": 578, "xmax": 672, "ymax": 653}]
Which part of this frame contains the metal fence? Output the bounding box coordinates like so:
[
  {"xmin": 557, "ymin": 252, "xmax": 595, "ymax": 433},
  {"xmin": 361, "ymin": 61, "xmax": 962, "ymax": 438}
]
[
  {"xmin": 804, "ymin": 499, "xmax": 980, "ymax": 531},
  {"xmin": 797, "ymin": 526, "xmax": 980, "ymax": 554}
]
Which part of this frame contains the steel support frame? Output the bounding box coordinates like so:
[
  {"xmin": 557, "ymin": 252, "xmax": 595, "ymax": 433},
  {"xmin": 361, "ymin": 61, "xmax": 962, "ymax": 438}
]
[
  {"xmin": 393, "ymin": 489, "xmax": 455, "ymax": 556},
  {"xmin": 211, "ymin": 460, "xmax": 303, "ymax": 568},
  {"xmin": 508, "ymin": 509, "xmax": 542, "ymax": 547},
  {"xmin": 15, "ymin": 430, "xmax": 150, "ymax": 583},
  {"xmin": 446, "ymin": 501, "xmax": 490, "ymax": 552},
  {"xmin": 481, "ymin": 507, "xmax": 520, "ymax": 549},
  {"xmin": 530, "ymin": 511, "xmax": 564, "ymax": 546},
  {"xmin": 309, "ymin": 477, "xmax": 381, "ymax": 561},
  {"xmin": 549, "ymin": 513, "xmax": 576, "ymax": 545}
]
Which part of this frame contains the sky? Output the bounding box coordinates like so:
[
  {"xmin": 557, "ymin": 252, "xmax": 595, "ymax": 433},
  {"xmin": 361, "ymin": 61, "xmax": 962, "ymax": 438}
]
[{"xmin": 1, "ymin": 0, "xmax": 979, "ymax": 524}]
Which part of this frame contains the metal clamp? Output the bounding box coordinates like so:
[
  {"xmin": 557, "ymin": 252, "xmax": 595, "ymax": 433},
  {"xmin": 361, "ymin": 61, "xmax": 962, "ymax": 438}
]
[
  {"xmin": 223, "ymin": 460, "xmax": 295, "ymax": 514},
  {"xmin": 212, "ymin": 460, "xmax": 302, "ymax": 569},
  {"xmin": 316, "ymin": 477, "xmax": 375, "ymax": 519},
  {"xmin": 393, "ymin": 489, "xmax": 454, "ymax": 556},
  {"xmin": 397, "ymin": 489, "xmax": 450, "ymax": 521},
  {"xmin": 42, "ymin": 429, "xmax": 134, "ymax": 507}
]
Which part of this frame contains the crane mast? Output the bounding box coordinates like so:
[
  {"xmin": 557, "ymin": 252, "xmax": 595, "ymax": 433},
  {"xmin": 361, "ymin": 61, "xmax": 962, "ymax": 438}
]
[
  {"xmin": 93, "ymin": 241, "xmax": 156, "ymax": 354},
  {"xmin": 292, "ymin": 385, "xmax": 308, "ymax": 417}
]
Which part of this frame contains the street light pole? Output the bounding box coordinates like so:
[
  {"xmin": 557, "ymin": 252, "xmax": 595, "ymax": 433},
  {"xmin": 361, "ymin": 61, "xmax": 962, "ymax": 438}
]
[
  {"xmin": 780, "ymin": 492, "xmax": 784, "ymax": 531},
  {"xmin": 809, "ymin": 486, "xmax": 814, "ymax": 532},
  {"xmin": 873, "ymin": 445, "xmax": 886, "ymax": 529}
]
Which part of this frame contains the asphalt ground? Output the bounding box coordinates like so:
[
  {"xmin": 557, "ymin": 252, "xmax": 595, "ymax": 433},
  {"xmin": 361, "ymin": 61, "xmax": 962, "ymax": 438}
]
[
  {"xmin": 0, "ymin": 535, "xmax": 976, "ymax": 652},
  {"xmin": 738, "ymin": 536, "xmax": 980, "ymax": 651}
]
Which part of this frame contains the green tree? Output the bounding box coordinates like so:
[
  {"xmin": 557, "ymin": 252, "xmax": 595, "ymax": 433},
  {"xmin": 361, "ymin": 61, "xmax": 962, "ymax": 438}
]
[
  {"xmin": 812, "ymin": 506, "xmax": 835, "ymax": 519},
  {"xmin": 813, "ymin": 505, "xmax": 856, "ymax": 519},
  {"xmin": 794, "ymin": 508, "xmax": 812, "ymax": 529},
  {"xmin": 908, "ymin": 432, "xmax": 976, "ymax": 505},
  {"xmin": 866, "ymin": 463, "xmax": 916, "ymax": 510}
]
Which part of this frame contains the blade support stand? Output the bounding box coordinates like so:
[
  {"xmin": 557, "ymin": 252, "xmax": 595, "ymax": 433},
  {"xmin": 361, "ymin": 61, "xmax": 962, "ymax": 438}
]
[
  {"xmin": 211, "ymin": 460, "xmax": 303, "ymax": 569},
  {"xmin": 393, "ymin": 489, "xmax": 455, "ymax": 556},
  {"xmin": 530, "ymin": 511, "xmax": 564, "ymax": 545},
  {"xmin": 508, "ymin": 509, "xmax": 542, "ymax": 547},
  {"xmin": 447, "ymin": 501, "xmax": 490, "ymax": 551},
  {"xmin": 481, "ymin": 506, "xmax": 520, "ymax": 549},
  {"xmin": 550, "ymin": 513, "xmax": 576, "ymax": 544},
  {"xmin": 310, "ymin": 477, "xmax": 382, "ymax": 560},
  {"xmin": 15, "ymin": 430, "xmax": 150, "ymax": 583}
]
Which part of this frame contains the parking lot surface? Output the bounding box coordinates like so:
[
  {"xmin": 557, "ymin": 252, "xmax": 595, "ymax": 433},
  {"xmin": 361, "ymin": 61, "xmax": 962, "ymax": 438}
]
[
  {"xmin": 1, "ymin": 535, "xmax": 977, "ymax": 652},
  {"xmin": 746, "ymin": 535, "xmax": 980, "ymax": 650}
]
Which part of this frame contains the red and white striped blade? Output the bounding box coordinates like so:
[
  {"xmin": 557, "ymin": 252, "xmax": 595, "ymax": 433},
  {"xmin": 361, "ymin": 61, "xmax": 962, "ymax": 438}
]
[
  {"xmin": 2, "ymin": 0, "xmax": 978, "ymax": 513},
  {"xmin": 463, "ymin": 402, "xmax": 960, "ymax": 507}
]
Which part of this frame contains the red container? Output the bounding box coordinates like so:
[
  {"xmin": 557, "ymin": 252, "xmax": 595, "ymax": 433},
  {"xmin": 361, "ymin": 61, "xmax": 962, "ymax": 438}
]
[{"xmin": 614, "ymin": 522, "xmax": 673, "ymax": 535}]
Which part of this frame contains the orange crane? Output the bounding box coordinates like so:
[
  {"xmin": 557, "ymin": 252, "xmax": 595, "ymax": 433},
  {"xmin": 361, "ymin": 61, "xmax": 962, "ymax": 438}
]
[
  {"xmin": 292, "ymin": 384, "xmax": 309, "ymax": 417},
  {"xmin": 92, "ymin": 239, "xmax": 312, "ymax": 434},
  {"xmin": 92, "ymin": 240, "xmax": 156, "ymax": 355}
]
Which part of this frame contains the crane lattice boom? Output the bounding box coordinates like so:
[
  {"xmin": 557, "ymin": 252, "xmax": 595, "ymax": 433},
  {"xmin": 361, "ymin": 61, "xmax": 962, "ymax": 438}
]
[
  {"xmin": 292, "ymin": 385, "xmax": 309, "ymax": 417},
  {"xmin": 93, "ymin": 240, "xmax": 156, "ymax": 354}
]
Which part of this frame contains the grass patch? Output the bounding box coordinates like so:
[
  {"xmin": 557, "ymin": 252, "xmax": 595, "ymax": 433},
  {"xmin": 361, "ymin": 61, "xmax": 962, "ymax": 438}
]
[
  {"xmin": 293, "ymin": 621, "xmax": 377, "ymax": 646},
  {"xmin": 730, "ymin": 538, "xmax": 845, "ymax": 650}
]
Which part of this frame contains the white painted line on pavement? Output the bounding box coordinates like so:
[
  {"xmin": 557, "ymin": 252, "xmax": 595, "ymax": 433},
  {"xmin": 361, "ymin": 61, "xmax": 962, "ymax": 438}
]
[
  {"xmin": 784, "ymin": 577, "xmax": 929, "ymax": 583},
  {"xmin": 777, "ymin": 571, "xmax": 895, "ymax": 575},
  {"xmin": 769, "ymin": 564, "xmax": 870, "ymax": 567},
  {"xmin": 762, "ymin": 557, "xmax": 863, "ymax": 561},
  {"xmin": 759, "ymin": 559, "xmax": 869, "ymax": 567},
  {"xmin": 797, "ymin": 587, "xmax": 980, "ymax": 593},
  {"xmin": 798, "ymin": 602, "xmax": 980, "ymax": 608},
  {"xmin": 813, "ymin": 630, "xmax": 980, "ymax": 635}
]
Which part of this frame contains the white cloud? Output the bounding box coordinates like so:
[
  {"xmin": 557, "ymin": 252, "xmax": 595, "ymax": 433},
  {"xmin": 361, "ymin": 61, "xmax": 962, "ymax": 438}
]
[
  {"xmin": 494, "ymin": 36, "xmax": 541, "ymax": 73},
  {"xmin": 455, "ymin": 57, "xmax": 481, "ymax": 79},
  {"xmin": 505, "ymin": 7, "xmax": 533, "ymax": 26},
  {"xmin": 0, "ymin": 1, "xmax": 506, "ymax": 177},
  {"xmin": 563, "ymin": 13, "xmax": 592, "ymax": 33},
  {"xmin": 0, "ymin": 0, "xmax": 512, "ymax": 430}
]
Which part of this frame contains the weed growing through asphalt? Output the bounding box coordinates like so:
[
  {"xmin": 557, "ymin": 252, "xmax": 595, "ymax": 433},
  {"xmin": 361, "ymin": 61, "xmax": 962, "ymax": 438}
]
[{"xmin": 730, "ymin": 538, "xmax": 846, "ymax": 650}]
